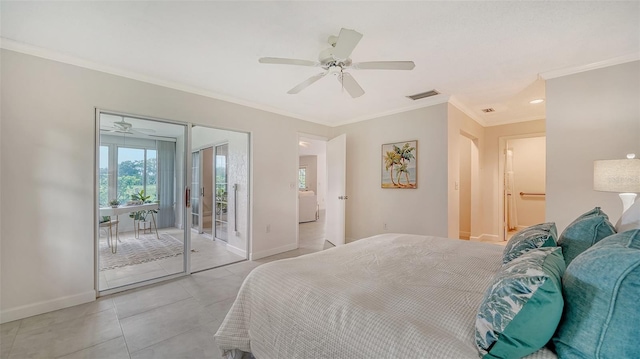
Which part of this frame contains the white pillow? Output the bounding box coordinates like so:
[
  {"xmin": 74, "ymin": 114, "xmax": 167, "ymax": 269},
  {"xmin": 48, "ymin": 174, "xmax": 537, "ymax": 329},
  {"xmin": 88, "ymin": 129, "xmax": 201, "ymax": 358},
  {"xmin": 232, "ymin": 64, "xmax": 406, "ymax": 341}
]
[{"xmin": 616, "ymin": 200, "xmax": 640, "ymax": 232}]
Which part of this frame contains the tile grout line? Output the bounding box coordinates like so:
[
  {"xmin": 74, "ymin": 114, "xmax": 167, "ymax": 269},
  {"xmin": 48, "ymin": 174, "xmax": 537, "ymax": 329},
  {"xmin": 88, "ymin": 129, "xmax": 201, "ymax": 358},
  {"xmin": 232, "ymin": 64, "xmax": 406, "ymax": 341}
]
[
  {"xmin": 127, "ymin": 325, "xmax": 213, "ymax": 357},
  {"xmin": 116, "ymin": 295, "xmax": 194, "ymax": 323},
  {"xmin": 112, "ymin": 296, "xmax": 134, "ymax": 359},
  {"xmin": 3, "ymin": 319, "xmax": 23, "ymax": 359}
]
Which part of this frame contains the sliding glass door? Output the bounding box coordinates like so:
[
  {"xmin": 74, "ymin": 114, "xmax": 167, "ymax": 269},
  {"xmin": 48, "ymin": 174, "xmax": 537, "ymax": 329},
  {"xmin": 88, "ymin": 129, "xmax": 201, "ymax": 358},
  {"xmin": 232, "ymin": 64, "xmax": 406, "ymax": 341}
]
[{"xmin": 96, "ymin": 110, "xmax": 189, "ymax": 293}]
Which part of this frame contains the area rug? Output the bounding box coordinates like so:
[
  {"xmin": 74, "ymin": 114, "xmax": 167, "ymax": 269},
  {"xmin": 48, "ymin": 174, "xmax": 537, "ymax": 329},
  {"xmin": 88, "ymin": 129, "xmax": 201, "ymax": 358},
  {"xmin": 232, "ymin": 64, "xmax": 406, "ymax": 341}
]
[{"xmin": 99, "ymin": 233, "xmax": 183, "ymax": 271}]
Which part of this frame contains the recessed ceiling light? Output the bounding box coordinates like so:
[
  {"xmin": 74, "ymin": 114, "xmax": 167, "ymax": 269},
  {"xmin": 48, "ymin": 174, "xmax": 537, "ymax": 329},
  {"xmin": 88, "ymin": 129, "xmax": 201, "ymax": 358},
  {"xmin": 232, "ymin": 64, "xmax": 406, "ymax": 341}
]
[{"xmin": 529, "ymin": 99, "xmax": 545, "ymax": 104}]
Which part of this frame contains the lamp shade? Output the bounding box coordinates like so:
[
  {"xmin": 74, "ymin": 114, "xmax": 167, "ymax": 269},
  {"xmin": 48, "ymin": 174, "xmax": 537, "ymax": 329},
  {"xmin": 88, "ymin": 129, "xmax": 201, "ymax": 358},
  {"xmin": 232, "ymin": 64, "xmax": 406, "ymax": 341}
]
[{"xmin": 594, "ymin": 158, "xmax": 640, "ymax": 193}]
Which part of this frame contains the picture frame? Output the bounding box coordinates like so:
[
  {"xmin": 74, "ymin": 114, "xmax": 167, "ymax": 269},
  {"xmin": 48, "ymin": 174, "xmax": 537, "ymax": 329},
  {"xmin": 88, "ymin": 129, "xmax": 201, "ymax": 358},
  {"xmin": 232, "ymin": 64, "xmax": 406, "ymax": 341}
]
[{"xmin": 381, "ymin": 140, "xmax": 417, "ymax": 189}]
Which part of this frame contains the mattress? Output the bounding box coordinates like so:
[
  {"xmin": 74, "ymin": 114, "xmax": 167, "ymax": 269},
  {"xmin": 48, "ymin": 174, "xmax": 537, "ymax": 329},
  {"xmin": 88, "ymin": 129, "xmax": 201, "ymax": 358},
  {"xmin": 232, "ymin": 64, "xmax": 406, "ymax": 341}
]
[{"xmin": 214, "ymin": 233, "xmax": 557, "ymax": 358}]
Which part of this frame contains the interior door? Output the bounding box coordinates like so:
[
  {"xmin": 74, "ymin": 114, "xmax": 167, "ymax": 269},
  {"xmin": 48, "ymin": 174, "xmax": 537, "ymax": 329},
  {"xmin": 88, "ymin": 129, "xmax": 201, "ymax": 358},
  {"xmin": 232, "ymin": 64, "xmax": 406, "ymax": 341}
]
[{"xmin": 326, "ymin": 134, "xmax": 346, "ymax": 246}]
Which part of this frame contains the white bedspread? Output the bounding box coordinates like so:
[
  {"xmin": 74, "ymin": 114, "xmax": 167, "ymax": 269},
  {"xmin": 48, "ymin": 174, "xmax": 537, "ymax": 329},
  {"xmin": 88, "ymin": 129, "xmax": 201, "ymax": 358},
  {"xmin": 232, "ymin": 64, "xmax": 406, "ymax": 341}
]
[{"xmin": 214, "ymin": 233, "xmax": 557, "ymax": 359}]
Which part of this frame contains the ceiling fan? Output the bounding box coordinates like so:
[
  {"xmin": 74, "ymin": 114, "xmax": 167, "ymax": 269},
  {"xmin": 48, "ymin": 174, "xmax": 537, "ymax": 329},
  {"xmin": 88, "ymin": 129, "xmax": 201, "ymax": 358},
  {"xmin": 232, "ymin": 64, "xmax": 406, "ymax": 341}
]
[
  {"xmin": 100, "ymin": 118, "xmax": 157, "ymax": 137},
  {"xmin": 259, "ymin": 28, "xmax": 415, "ymax": 98}
]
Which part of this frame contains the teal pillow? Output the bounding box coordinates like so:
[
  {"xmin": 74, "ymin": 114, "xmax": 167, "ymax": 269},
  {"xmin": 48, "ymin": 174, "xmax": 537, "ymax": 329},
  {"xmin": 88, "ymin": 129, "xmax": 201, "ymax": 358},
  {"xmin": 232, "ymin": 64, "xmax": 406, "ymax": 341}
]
[
  {"xmin": 553, "ymin": 230, "xmax": 640, "ymax": 358},
  {"xmin": 476, "ymin": 247, "xmax": 565, "ymax": 359},
  {"xmin": 502, "ymin": 222, "xmax": 557, "ymax": 264},
  {"xmin": 557, "ymin": 207, "xmax": 615, "ymax": 266}
]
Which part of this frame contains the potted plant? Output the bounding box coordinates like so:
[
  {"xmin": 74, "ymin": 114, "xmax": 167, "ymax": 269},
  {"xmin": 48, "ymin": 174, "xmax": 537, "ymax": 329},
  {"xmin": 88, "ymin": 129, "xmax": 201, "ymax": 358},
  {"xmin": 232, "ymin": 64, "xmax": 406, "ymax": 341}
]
[
  {"xmin": 109, "ymin": 199, "xmax": 120, "ymax": 208},
  {"xmin": 129, "ymin": 190, "xmax": 159, "ymax": 234}
]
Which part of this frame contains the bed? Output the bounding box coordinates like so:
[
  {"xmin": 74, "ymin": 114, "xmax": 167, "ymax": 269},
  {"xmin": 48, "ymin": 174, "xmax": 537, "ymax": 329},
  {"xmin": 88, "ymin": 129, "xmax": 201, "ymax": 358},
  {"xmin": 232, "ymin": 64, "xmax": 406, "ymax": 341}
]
[{"xmin": 214, "ymin": 233, "xmax": 557, "ymax": 358}]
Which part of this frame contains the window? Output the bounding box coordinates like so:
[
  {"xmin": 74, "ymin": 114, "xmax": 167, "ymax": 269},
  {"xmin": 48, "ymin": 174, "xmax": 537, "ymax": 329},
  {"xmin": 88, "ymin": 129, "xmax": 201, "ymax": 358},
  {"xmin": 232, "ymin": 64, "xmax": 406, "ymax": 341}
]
[
  {"xmin": 116, "ymin": 147, "xmax": 157, "ymax": 202},
  {"xmin": 298, "ymin": 167, "xmax": 307, "ymax": 189}
]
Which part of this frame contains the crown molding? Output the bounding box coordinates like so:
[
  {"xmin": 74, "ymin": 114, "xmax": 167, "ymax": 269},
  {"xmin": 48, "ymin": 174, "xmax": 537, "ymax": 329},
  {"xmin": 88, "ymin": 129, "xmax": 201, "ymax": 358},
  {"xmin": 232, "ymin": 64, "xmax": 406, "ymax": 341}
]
[
  {"xmin": 447, "ymin": 96, "xmax": 488, "ymax": 127},
  {"xmin": 483, "ymin": 115, "xmax": 546, "ymax": 127},
  {"xmin": 539, "ymin": 53, "xmax": 640, "ymax": 80},
  {"xmin": 0, "ymin": 38, "xmax": 330, "ymax": 125},
  {"xmin": 332, "ymin": 95, "xmax": 451, "ymax": 127}
]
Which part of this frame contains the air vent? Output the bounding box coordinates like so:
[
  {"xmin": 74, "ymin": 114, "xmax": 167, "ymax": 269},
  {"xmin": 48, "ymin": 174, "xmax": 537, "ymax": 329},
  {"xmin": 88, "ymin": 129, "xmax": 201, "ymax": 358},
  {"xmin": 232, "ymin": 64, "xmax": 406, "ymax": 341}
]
[
  {"xmin": 406, "ymin": 90, "xmax": 440, "ymax": 101},
  {"xmin": 481, "ymin": 108, "xmax": 495, "ymax": 113}
]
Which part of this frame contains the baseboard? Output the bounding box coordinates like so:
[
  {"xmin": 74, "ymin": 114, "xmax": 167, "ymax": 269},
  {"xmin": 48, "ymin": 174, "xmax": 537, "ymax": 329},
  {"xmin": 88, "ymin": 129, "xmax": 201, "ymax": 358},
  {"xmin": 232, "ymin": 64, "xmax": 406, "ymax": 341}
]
[
  {"xmin": 470, "ymin": 234, "xmax": 500, "ymax": 242},
  {"xmin": 1, "ymin": 290, "xmax": 96, "ymax": 324},
  {"xmin": 250, "ymin": 242, "xmax": 297, "ymax": 260},
  {"xmin": 226, "ymin": 243, "xmax": 246, "ymax": 258},
  {"xmin": 459, "ymin": 231, "xmax": 471, "ymax": 239},
  {"xmin": 515, "ymin": 225, "xmax": 528, "ymax": 231}
]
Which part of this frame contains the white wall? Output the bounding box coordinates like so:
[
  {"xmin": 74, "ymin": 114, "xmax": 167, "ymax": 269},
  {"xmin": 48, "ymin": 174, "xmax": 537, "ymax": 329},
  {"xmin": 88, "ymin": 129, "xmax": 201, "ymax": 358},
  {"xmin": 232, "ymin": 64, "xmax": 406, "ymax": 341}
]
[
  {"xmin": 192, "ymin": 126, "xmax": 249, "ymax": 256},
  {"xmin": 333, "ymin": 104, "xmax": 450, "ymax": 241},
  {"xmin": 0, "ymin": 49, "xmax": 331, "ymax": 322},
  {"xmin": 509, "ymin": 136, "xmax": 546, "ymax": 228},
  {"xmin": 546, "ymin": 60, "xmax": 640, "ymax": 231}
]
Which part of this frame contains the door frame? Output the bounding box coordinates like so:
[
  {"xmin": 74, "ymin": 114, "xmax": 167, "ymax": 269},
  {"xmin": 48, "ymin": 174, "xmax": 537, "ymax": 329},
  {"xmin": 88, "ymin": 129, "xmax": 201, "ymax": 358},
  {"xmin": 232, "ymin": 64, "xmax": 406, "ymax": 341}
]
[
  {"xmin": 497, "ymin": 132, "xmax": 546, "ymax": 241},
  {"xmin": 94, "ymin": 108, "xmax": 192, "ymax": 296}
]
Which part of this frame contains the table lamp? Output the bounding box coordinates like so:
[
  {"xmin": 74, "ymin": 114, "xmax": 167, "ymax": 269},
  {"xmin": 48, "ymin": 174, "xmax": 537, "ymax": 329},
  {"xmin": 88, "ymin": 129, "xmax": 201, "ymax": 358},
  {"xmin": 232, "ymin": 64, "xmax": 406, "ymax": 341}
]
[{"xmin": 594, "ymin": 153, "xmax": 640, "ymax": 213}]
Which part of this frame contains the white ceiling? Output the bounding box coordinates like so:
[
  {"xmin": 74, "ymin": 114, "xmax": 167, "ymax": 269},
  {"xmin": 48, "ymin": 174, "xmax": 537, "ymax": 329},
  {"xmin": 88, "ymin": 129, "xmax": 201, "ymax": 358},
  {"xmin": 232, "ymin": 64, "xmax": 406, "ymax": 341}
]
[{"xmin": 2, "ymin": 1, "xmax": 639, "ymax": 127}]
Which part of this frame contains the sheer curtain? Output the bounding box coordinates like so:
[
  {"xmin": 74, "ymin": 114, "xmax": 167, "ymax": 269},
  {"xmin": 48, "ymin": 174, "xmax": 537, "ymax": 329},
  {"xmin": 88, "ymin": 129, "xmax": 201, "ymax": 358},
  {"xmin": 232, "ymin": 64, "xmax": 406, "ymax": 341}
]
[
  {"xmin": 506, "ymin": 149, "xmax": 518, "ymax": 231},
  {"xmin": 156, "ymin": 141, "xmax": 175, "ymax": 228}
]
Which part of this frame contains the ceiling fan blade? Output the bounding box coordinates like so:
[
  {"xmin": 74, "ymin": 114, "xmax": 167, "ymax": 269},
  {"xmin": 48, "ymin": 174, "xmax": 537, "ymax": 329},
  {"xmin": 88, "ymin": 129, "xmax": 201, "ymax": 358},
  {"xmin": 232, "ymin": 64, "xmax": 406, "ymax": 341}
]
[
  {"xmin": 338, "ymin": 72, "xmax": 365, "ymax": 98},
  {"xmin": 288, "ymin": 72, "xmax": 327, "ymax": 94},
  {"xmin": 259, "ymin": 57, "xmax": 319, "ymax": 67},
  {"xmin": 351, "ymin": 61, "xmax": 416, "ymax": 70},
  {"xmin": 332, "ymin": 28, "xmax": 363, "ymax": 61},
  {"xmin": 134, "ymin": 128, "xmax": 156, "ymax": 134},
  {"xmin": 129, "ymin": 128, "xmax": 155, "ymax": 136}
]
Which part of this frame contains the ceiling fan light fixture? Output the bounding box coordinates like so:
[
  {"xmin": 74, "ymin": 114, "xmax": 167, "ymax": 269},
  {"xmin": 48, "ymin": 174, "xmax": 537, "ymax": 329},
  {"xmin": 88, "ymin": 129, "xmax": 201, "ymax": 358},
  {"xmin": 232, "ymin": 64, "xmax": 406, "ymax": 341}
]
[{"xmin": 406, "ymin": 90, "xmax": 440, "ymax": 101}]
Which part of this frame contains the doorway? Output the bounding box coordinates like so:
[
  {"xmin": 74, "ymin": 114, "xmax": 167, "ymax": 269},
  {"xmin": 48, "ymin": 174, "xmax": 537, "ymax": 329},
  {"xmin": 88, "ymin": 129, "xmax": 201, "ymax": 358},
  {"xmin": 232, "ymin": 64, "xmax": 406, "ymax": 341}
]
[
  {"xmin": 500, "ymin": 134, "xmax": 546, "ymax": 241},
  {"xmin": 297, "ymin": 135, "xmax": 329, "ymax": 251}
]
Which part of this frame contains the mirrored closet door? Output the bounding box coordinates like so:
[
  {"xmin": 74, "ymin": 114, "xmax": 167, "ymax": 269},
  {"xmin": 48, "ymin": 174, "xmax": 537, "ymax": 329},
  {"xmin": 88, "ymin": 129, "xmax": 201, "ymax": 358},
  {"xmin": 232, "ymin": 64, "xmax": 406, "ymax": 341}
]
[{"xmin": 96, "ymin": 110, "xmax": 189, "ymax": 293}]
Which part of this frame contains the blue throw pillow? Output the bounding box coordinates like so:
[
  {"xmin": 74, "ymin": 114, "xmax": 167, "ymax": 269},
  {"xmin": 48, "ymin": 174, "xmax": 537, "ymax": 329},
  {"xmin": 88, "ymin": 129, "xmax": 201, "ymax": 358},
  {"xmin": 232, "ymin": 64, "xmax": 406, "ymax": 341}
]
[
  {"xmin": 557, "ymin": 207, "xmax": 615, "ymax": 266},
  {"xmin": 476, "ymin": 247, "xmax": 565, "ymax": 359},
  {"xmin": 502, "ymin": 222, "xmax": 557, "ymax": 264},
  {"xmin": 553, "ymin": 230, "xmax": 640, "ymax": 358}
]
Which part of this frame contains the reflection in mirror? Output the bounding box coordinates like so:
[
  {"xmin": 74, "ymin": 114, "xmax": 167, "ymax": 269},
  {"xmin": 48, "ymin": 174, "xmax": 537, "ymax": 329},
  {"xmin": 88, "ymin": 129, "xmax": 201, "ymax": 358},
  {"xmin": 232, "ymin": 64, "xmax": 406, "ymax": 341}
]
[
  {"xmin": 190, "ymin": 126, "xmax": 249, "ymax": 272},
  {"xmin": 97, "ymin": 112, "xmax": 186, "ymax": 292}
]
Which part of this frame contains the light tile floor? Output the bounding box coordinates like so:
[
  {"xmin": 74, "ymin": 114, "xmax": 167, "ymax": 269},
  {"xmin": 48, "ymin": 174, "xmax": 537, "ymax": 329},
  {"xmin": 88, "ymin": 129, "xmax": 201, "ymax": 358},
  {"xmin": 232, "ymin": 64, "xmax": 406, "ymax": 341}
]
[
  {"xmin": 1, "ymin": 214, "xmax": 328, "ymax": 359},
  {"xmin": 99, "ymin": 228, "xmax": 246, "ymax": 291}
]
